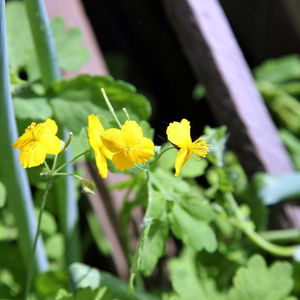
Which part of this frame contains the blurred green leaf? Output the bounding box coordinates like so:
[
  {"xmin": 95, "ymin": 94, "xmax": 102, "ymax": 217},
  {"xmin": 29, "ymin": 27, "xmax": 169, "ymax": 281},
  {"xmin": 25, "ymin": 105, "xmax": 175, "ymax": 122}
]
[
  {"xmin": 13, "ymin": 97, "xmax": 53, "ymax": 120},
  {"xmin": 45, "ymin": 233, "xmax": 65, "ymax": 260},
  {"xmin": 228, "ymin": 254, "xmax": 294, "ymax": 300},
  {"xmin": 203, "ymin": 126, "xmax": 228, "ymax": 167},
  {"xmin": 253, "ymin": 55, "xmax": 300, "ymax": 83},
  {"xmin": 257, "ymin": 81, "xmax": 300, "ymax": 135},
  {"xmin": 69, "ymin": 263, "xmax": 101, "ymax": 290},
  {"xmin": 252, "ymin": 172, "xmax": 300, "ymax": 205},
  {"xmin": 280, "ymin": 129, "xmax": 300, "ymax": 170},
  {"xmin": 192, "ymin": 83, "xmax": 206, "ymax": 101},
  {"xmin": 51, "ymin": 16, "xmax": 91, "ymax": 71},
  {"xmin": 35, "ymin": 271, "xmax": 69, "ymax": 298},
  {"xmin": 168, "ymin": 247, "xmax": 226, "ymax": 300},
  {"xmin": 86, "ymin": 211, "xmax": 111, "ymax": 256},
  {"xmin": 36, "ymin": 209, "xmax": 57, "ymax": 236},
  {"xmin": 6, "ymin": 2, "xmax": 90, "ymax": 81},
  {"xmin": 168, "ymin": 196, "xmax": 217, "ymax": 253},
  {"xmin": 0, "ymin": 181, "xmax": 6, "ymax": 208}
]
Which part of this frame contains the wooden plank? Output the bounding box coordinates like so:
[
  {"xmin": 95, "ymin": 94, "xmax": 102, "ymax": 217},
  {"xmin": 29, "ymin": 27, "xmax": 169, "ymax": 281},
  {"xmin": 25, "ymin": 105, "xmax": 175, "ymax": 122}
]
[
  {"xmin": 161, "ymin": 0, "xmax": 294, "ymax": 177},
  {"xmin": 44, "ymin": 0, "xmax": 130, "ymax": 279}
]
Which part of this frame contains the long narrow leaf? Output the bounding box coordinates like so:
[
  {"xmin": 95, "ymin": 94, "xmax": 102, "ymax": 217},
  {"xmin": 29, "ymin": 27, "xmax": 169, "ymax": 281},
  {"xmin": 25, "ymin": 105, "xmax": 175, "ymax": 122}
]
[
  {"xmin": 0, "ymin": 0, "xmax": 48, "ymax": 273},
  {"xmin": 24, "ymin": 0, "xmax": 81, "ymax": 263}
]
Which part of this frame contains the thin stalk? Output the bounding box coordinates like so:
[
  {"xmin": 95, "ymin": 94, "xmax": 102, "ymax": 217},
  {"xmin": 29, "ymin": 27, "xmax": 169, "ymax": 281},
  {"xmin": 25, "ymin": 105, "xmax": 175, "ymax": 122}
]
[
  {"xmin": 24, "ymin": 0, "xmax": 81, "ymax": 265},
  {"xmin": 259, "ymin": 228, "xmax": 300, "ymax": 243},
  {"xmin": 53, "ymin": 173, "xmax": 84, "ymax": 181},
  {"xmin": 224, "ymin": 192, "xmax": 299, "ymax": 257},
  {"xmin": 0, "ymin": 0, "xmax": 48, "ymax": 274},
  {"xmin": 54, "ymin": 149, "xmax": 92, "ymax": 174},
  {"xmin": 25, "ymin": 177, "xmax": 53, "ymax": 298},
  {"xmin": 101, "ymin": 88, "xmax": 122, "ymax": 128}
]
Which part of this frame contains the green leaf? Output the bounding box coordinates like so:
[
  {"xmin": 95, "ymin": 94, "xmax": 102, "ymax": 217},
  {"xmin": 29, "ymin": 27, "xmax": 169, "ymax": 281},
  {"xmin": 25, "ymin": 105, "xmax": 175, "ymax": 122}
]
[
  {"xmin": 0, "ymin": 182, "xmax": 6, "ymax": 208},
  {"xmin": 253, "ymin": 55, "xmax": 300, "ymax": 83},
  {"xmin": 192, "ymin": 84, "xmax": 206, "ymax": 101},
  {"xmin": 252, "ymin": 172, "xmax": 300, "ymax": 205},
  {"xmin": 35, "ymin": 271, "xmax": 69, "ymax": 298},
  {"xmin": 50, "ymin": 75, "xmax": 151, "ymax": 134},
  {"xmin": 69, "ymin": 263, "xmax": 101, "ymax": 290},
  {"xmin": 228, "ymin": 254, "xmax": 294, "ymax": 300},
  {"xmin": 203, "ymin": 126, "xmax": 228, "ymax": 167},
  {"xmin": 6, "ymin": 2, "xmax": 90, "ymax": 80},
  {"xmin": 36, "ymin": 209, "xmax": 57, "ymax": 236},
  {"xmin": 13, "ymin": 97, "xmax": 53, "ymax": 120},
  {"xmin": 168, "ymin": 247, "xmax": 226, "ymax": 300},
  {"xmin": 150, "ymin": 168, "xmax": 190, "ymax": 202},
  {"xmin": 51, "ymin": 16, "xmax": 91, "ymax": 71},
  {"xmin": 168, "ymin": 197, "xmax": 217, "ymax": 253},
  {"xmin": 86, "ymin": 211, "xmax": 111, "ymax": 256},
  {"xmin": 6, "ymin": 1, "xmax": 36, "ymax": 77},
  {"xmin": 131, "ymin": 219, "xmax": 168, "ymax": 277},
  {"xmin": 45, "ymin": 233, "xmax": 65, "ymax": 260}
]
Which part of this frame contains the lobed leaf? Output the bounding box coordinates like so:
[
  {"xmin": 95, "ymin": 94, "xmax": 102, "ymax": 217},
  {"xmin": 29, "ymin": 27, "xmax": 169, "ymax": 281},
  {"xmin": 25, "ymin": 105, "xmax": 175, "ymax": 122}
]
[{"xmin": 228, "ymin": 254, "xmax": 294, "ymax": 300}]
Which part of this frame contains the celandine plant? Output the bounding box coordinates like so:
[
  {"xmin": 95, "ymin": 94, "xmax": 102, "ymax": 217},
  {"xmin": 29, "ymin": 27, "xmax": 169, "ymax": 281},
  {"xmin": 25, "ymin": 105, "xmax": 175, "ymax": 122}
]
[
  {"xmin": 4, "ymin": 1, "xmax": 300, "ymax": 298},
  {"xmin": 12, "ymin": 89, "xmax": 300, "ymax": 299}
]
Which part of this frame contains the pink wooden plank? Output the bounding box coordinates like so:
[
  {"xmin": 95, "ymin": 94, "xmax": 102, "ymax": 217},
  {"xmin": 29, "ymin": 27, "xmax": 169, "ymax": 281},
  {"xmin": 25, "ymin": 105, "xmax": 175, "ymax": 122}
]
[{"xmin": 162, "ymin": 0, "xmax": 294, "ymax": 176}]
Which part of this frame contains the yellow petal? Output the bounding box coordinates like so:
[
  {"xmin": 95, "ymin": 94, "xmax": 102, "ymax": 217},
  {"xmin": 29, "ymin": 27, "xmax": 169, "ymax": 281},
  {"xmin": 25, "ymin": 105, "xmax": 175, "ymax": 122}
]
[
  {"xmin": 39, "ymin": 136, "xmax": 62, "ymax": 155},
  {"xmin": 101, "ymin": 128, "xmax": 126, "ymax": 153},
  {"xmin": 174, "ymin": 147, "xmax": 192, "ymax": 176},
  {"xmin": 19, "ymin": 141, "xmax": 47, "ymax": 168},
  {"xmin": 112, "ymin": 150, "xmax": 135, "ymax": 171},
  {"xmin": 35, "ymin": 119, "xmax": 58, "ymax": 137},
  {"xmin": 88, "ymin": 114, "xmax": 104, "ymax": 150},
  {"xmin": 132, "ymin": 137, "xmax": 155, "ymax": 163},
  {"xmin": 94, "ymin": 148, "xmax": 108, "ymax": 178},
  {"xmin": 121, "ymin": 120, "xmax": 144, "ymax": 146},
  {"xmin": 12, "ymin": 122, "xmax": 36, "ymax": 149},
  {"xmin": 167, "ymin": 119, "xmax": 192, "ymax": 148}
]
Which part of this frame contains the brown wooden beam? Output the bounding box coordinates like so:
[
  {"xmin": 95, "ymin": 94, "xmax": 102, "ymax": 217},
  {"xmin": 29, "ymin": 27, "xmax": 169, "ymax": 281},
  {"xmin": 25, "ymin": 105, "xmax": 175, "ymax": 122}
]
[{"xmin": 161, "ymin": 0, "xmax": 294, "ymax": 177}]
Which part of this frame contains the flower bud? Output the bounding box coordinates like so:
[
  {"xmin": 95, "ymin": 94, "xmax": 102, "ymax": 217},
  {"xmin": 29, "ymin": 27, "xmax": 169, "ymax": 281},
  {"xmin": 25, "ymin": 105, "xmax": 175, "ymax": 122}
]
[{"xmin": 81, "ymin": 179, "xmax": 96, "ymax": 195}]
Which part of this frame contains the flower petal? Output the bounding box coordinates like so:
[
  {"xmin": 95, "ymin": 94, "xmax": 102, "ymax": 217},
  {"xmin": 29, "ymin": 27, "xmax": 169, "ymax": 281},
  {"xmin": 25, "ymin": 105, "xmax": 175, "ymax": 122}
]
[
  {"xmin": 167, "ymin": 119, "xmax": 192, "ymax": 148},
  {"xmin": 101, "ymin": 128, "xmax": 126, "ymax": 153},
  {"xmin": 94, "ymin": 148, "xmax": 108, "ymax": 178},
  {"xmin": 35, "ymin": 119, "xmax": 58, "ymax": 137},
  {"xmin": 39, "ymin": 136, "xmax": 62, "ymax": 155},
  {"xmin": 112, "ymin": 150, "xmax": 135, "ymax": 171},
  {"xmin": 132, "ymin": 137, "xmax": 155, "ymax": 163},
  {"xmin": 19, "ymin": 141, "xmax": 47, "ymax": 168},
  {"xmin": 88, "ymin": 114, "xmax": 104, "ymax": 150},
  {"xmin": 121, "ymin": 120, "xmax": 144, "ymax": 146},
  {"xmin": 174, "ymin": 147, "xmax": 192, "ymax": 176},
  {"xmin": 12, "ymin": 122, "xmax": 36, "ymax": 149}
]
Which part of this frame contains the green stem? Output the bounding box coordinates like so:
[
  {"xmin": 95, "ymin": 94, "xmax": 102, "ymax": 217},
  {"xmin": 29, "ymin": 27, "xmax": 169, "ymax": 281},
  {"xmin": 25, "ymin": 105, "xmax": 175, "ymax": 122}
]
[
  {"xmin": 259, "ymin": 228, "xmax": 300, "ymax": 243},
  {"xmin": 101, "ymin": 88, "xmax": 122, "ymax": 128},
  {"xmin": 149, "ymin": 145, "xmax": 173, "ymax": 168},
  {"xmin": 54, "ymin": 149, "xmax": 92, "ymax": 174},
  {"xmin": 123, "ymin": 107, "xmax": 131, "ymax": 120},
  {"xmin": 25, "ymin": 177, "xmax": 53, "ymax": 298},
  {"xmin": 24, "ymin": 0, "xmax": 81, "ymax": 265},
  {"xmin": 0, "ymin": 0, "xmax": 48, "ymax": 275},
  {"xmin": 53, "ymin": 173, "xmax": 84, "ymax": 181},
  {"xmin": 224, "ymin": 192, "xmax": 299, "ymax": 257},
  {"xmin": 24, "ymin": 0, "xmax": 60, "ymax": 86}
]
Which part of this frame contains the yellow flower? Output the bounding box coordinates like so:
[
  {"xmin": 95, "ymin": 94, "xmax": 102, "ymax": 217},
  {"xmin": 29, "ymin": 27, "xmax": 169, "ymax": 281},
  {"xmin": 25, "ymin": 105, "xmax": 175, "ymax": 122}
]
[
  {"xmin": 88, "ymin": 114, "xmax": 113, "ymax": 179},
  {"xmin": 13, "ymin": 119, "xmax": 62, "ymax": 168},
  {"xmin": 166, "ymin": 119, "xmax": 209, "ymax": 176},
  {"xmin": 101, "ymin": 120, "xmax": 155, "ymax": 171}
]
